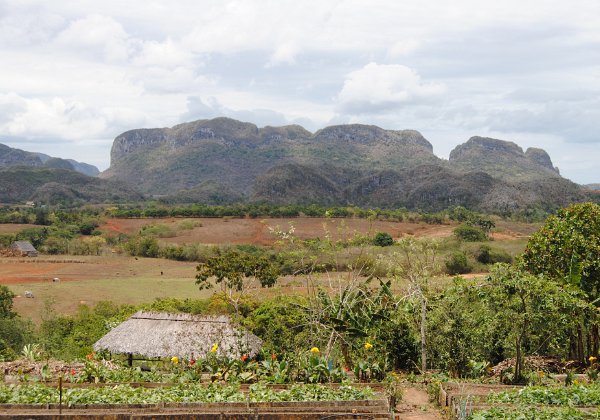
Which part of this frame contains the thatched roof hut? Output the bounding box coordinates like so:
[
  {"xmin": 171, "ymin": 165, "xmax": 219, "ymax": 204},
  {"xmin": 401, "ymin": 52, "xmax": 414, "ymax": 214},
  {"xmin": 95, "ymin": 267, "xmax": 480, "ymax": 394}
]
[
  {"xmin": 93, "ymin": 311, "xmax": 262, "ymax": 359},
  {"xmin": 10, "ymin": 240, "xmax": 38, "ymax": 257}
]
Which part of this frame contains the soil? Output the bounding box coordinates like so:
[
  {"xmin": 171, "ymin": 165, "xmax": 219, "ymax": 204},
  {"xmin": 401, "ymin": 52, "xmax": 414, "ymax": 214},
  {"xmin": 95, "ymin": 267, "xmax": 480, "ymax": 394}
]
[
  {"xmin": 395, "ymin": 386, "xmax": 443, "ymax": 419},
  {"xmin": 99, "ymin": 217, "xmax": 457, "ymax": 246}
]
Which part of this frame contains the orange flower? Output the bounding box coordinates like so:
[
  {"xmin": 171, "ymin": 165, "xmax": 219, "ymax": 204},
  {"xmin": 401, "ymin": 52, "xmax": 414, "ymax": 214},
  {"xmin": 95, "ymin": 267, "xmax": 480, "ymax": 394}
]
[
  {"xmin": 271, "ymin": 353, "xmax": 277, "ymax": 361},
  {"xmin": 86, "ymin": 352, "xmax": 95, "ymax": 361},
  {"xmin": 241, "ymin": 354, "xmax": 249, "ymax": 362}
]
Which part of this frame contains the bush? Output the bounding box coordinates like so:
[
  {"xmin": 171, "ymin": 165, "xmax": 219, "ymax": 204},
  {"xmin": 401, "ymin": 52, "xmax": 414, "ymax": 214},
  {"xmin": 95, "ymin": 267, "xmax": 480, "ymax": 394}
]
[
  {"xmin": 123, "ymin": 237, "xmax": 160, "ymax": 258},
  {"xmin": 475, "ymin": 245, "xmax": 512, "ymax": 265},
  {"xmin": 43, "ymin": 237, "xmax": 69, "ymax": 254},
  {"xmin": 160, "ymin": 245, "xmax": 187, "ymax": 261},
  {"xmin": 453, "ymin": 224, "xmax": 487, "ymax": 242},
  {"xmin": 445, "ymin": 251, "xmax": 472, "ymax": 275},
  {"xmin": 78, "ymin": 220, "xmax": 99, "ymax": 235},
  {"xmin": 373, "ymin": 232, "xmax": 394, "ymax": 247},
  {"xmin": 244, "ymin": 296, "xmax": 309, "ymax": 355}
]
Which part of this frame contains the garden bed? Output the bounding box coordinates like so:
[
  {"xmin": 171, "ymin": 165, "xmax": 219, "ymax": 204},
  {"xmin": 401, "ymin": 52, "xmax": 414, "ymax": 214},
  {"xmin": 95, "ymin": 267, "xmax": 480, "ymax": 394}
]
[
  {"xmin": 0, "ymin": 383, "xmax": 390, "ymax": 419},
  {"xmin": 439, "ymin": 382, "xmax": 600, "ymax": 419}
]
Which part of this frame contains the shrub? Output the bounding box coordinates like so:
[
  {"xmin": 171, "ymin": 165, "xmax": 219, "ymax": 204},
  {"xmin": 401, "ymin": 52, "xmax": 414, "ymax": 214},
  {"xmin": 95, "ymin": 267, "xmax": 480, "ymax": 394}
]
[
  {"xmin": 475, "ymin": 245, "xmax": 512, "ymax": 265},
  {"xmin": 123, "ymin": 237, "xmax": 160, "ymax": 258},
  {"xmin": 160, "ymin": 245, "xmax": 187, "ymax": 261},
  {"xmin": 373, "ymin": 232, "xmax": 394, "ymax": 247},
  {"xmin": 445, "ymin": 251, "xmax": 472, "ymax": 275},
  {"xmin": 78, "ymin": 220, "xmax": 99, "ymax": 235},
  {"xmin": 68, "ymin": 237, "xmax": 106, "ymax": 256},
  {"xmin": 43, "ymin": 237, "xmax": 69, "ymax": 255},
  {"xmin": 453, "ymin": 224, "xmax": 487, "ymax": 242}
]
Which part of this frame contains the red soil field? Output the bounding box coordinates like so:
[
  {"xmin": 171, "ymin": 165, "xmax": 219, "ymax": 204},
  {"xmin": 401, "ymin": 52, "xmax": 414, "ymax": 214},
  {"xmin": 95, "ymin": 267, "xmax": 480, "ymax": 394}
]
[{"xmin": 99, "ymin": 217, "xmax": 457, "ymax": 246}]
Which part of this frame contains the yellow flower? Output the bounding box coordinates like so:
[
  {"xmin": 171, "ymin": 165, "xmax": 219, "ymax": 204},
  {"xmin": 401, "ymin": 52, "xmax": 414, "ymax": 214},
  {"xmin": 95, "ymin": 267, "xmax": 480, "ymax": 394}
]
[
  {"xmin": 210, "ymin": 343, "xmax": 218, "ymax": 353},
  {"xmin": 171, "ymin": 356, "xmax": 179, "ymax": 365},
  {"xmin": 310, "ymin": 347, "xmax": 320, "ymax": 354},
  {"xmin": 364, "ymin": 342, "xmax": 373, "ymax": 350},
  {"xmin": 589, "ymin": 356, "xmax": 597, "ymax": 363}
]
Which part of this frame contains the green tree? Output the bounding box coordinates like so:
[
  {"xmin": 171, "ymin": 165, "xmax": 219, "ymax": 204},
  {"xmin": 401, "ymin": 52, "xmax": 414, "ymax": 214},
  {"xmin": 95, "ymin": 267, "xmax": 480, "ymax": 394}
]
[
  {"xmin": 521, "ymin": 202, "xmax": 600, "ymax": 359},
  {"xmin": 522, "ymin": 202, "xmax": 600, "ymax": 298},
  {"xmin": 0, "ymin": 285, "xmax": 16, "ymax": 319},
  {"xmin": 428, "ymin": 277, "xmax": 492, "ymax": 377},
  {"xmin": 16, "ymin": 227, "xmax": 48, "ymax": 248},
  {"xmin": 0, "ymin": 285, "xmax": 33, "ymax": 360},
  {"xmin": 196, "ymin": 250, "xmax": 278, "ymax": 316},
  {"xmin": 485, "ymin": 264, "xmax": 588, "ymax": 382},
  {"xmin": 244, "ymin": 295, "xmax": 309, "ymax": 356}
]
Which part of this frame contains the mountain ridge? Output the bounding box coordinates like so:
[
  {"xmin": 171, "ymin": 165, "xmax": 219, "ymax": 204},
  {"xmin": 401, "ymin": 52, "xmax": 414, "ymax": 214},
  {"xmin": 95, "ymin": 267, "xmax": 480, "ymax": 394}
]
[
  {"xmin": 0, "ymin": 143, "xmax": 99, "ymax": 176},
  {"xmin": 0, "ymin": 166, "xmax": 142, "ymax": 205},
  {"xmin": 100, "ymin": 117, "xmax": 586, "ymax": 211}
]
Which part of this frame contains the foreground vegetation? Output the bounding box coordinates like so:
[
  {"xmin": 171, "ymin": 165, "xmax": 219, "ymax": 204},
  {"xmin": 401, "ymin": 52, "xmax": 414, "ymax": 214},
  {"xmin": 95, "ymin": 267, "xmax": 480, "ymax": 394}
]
[
  {"xmin": 0, "ymin": 383, "xmax": 375, "ymax": 405},
  {"xmin": 1, "ymin": 202, "xmax": 599, "ymax": 416}
]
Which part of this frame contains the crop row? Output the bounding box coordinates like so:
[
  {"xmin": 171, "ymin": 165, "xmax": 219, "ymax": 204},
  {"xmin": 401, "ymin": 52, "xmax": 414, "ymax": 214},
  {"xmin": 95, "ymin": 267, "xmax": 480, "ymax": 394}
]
[{"xmin": 0, "ymin": 383, "xmax": 375, "ymax": 406}]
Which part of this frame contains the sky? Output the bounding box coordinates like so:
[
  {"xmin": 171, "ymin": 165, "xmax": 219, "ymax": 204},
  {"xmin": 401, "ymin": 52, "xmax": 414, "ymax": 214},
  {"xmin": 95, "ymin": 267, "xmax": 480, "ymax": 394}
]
[{"xmin": 1, "ymin": 0, "xmax": 599, "ymax": 183}]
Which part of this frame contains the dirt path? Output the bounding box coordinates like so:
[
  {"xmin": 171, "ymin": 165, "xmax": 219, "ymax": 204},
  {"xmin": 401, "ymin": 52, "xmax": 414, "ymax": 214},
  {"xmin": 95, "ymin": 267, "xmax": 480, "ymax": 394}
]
[{"xmin": 395, "ymin": 386, "xmax": 443, "ymax": 419}]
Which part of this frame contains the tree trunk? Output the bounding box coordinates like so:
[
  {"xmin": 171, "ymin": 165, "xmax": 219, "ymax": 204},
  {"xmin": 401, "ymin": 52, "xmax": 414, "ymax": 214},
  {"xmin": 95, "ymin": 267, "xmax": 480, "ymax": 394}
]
[
  {"xmin": 325, "ymin": 330, "xmax": 336, "ymax": 359},
  {"xmin": 592, "ymin": 323, "xmax": 599, "ymax": 357},
  {"xmin": 578, "ymin": 326, "xmax": 585, "ymax": 363},
  {"xmin": 515, "ymin": 336, "xmax": 522, "ymax": 383},
  {"xmin": 420, "ymin": 296, "xmax": 427, "ymax": 373},
  {"xmin": 340, "ymin": 341, "xmax": 353, "ymax": 369},
  {"xmin": 569, "ymin": 333, "xmax": 577, "ymax": 361}
]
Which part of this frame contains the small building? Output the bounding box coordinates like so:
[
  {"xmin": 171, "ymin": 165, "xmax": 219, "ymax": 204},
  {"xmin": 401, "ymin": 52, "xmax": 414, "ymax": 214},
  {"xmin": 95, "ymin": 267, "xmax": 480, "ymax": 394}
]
[
  {"xmin": 93, "ymin": 311, "xmax": 262, "ymax": 364},
  {"xmin": 10, "ymin": 241, "xmax": 38, "ymax": 257}
]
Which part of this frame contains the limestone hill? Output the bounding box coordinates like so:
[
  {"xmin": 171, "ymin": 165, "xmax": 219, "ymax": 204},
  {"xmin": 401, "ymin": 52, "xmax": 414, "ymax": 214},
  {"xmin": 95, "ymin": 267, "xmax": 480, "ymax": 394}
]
[
  {"xmin": 101, "ymin": 117, "xmax": 586, "ymax": 211},
  {"xmin": 0, "ymin": 143, "xmax": 99, "ymax": 176}
]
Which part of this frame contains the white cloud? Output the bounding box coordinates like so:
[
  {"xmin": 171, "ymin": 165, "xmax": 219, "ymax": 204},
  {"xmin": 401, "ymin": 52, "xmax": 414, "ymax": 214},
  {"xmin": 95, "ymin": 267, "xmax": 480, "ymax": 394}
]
[
  {"xmin": 337, "ymin": 63, "xmax": 446, "ymax": 114},
  {"xmin": 54, "ymin": 14, "xmax": 135, "ymax": 62},
  {"xmin": 0, "ymin": 93, "xmax": 147, "ymax": 141},
  {"xmin": 266, "ymin": 42, "xmax": 299, "ymax": 67},
  {"xmin": 1, "ymin": 0, "xmax": 600, "ymax": 182},
  {"xmin": 134, "ymin": 38, "xmax": 195, "ymax": 69}
]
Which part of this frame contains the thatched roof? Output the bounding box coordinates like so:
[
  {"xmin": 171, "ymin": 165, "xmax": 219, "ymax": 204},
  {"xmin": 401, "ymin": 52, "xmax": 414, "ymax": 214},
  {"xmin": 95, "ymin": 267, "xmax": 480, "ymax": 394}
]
[
  {"xmin": 11, "ymin": 240, "xmax": 38, "ymax": 256},
  {"xmin": 93, "ymin": 311, "xmax": 262, "ymax": 359}
]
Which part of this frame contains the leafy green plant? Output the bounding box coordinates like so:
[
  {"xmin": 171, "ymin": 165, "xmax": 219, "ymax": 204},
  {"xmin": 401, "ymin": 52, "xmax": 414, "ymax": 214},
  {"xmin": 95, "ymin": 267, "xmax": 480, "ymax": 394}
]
[
  {"xmin": 258, "ymin": 357, "xmax": 292, "ymax": 384},
  {"xmin": 465, "ymin": 360, "xmax": 490, "ymax": 379},
  {"xmin": 488, "ymin": 383, "xmax": 600, "ymax": 406},
  {"xmin": 373, "ymin": 232, "xmax": 394, "ymax": 247},
  {"xmin": 445, "ymin": 251, "xmax": 472, "ymax": 275},
  {"xmin": 21, "ymin": 344, "xmax": 41, "ymax": 362},
  {"xmin": 470, "ymin": 406, "xmax": 593, "ymax": 420},
  {"xmin": 301, "ymin": 353, "xmax": 332, "ymax": 384},
  {"xmin": 454, "ymin": 224, "xmax": 487, "ymax": 242},
  {"xmin": 383, "ymin": 372, "xmax": 403, "ymax": 409},
  {"xmin": 0, "ymin": 383, "xmax": 375, "ymax": 405}
]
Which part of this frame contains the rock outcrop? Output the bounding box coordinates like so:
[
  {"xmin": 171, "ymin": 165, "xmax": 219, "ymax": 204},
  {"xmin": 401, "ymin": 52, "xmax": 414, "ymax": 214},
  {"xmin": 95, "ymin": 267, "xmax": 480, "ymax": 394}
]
[{"xmin": 101, "ymin": 118, "xmax": 585, "ymax": 211}]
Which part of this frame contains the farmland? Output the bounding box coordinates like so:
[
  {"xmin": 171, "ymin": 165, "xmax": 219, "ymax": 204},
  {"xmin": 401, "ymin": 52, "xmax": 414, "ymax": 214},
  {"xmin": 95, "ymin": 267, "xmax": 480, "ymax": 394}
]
[
  {"xmin": 3, "ymin": 203, "xmax": 594, "ymax": 420},
  {"xmin": 100, "ymin": 216, "xmax": 458, "ymax": 245},
  {"xmin": 1, "ymin": 216, "xmax": 532, "ymax": 322}
]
